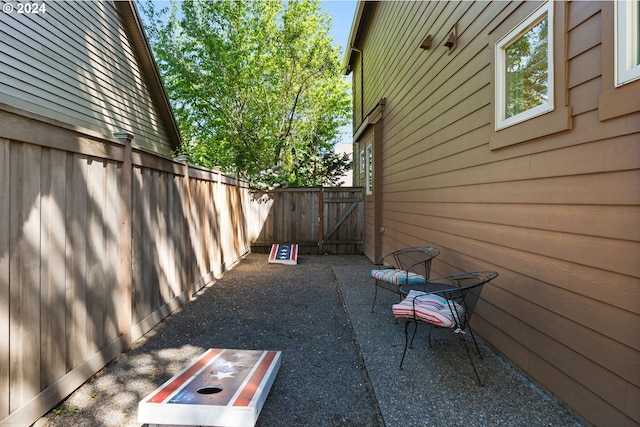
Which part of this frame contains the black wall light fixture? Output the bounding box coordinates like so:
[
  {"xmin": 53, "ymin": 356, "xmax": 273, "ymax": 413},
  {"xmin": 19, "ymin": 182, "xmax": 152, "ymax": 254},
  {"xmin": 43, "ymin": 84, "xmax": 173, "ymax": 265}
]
[
  {"xmin": 444, "ymin": 24, "xmax": 457, "ymax": 52},
  {"xmin": 420, "ymin": 34, "xmax": 433, "ymax": 50}
]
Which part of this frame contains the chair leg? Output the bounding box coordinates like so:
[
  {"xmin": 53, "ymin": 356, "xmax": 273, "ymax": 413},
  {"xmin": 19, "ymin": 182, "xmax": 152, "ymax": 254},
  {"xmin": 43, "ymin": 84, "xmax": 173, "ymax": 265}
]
[
  {"xmin": 467, "ymin": 326, "xmax": 483, "ymax": 358},
  {"xmin": 408, "ymin": 320, "xmax": 418, "ymax": 349},
  {"xmin": 394, "ymin": 291, "xmax": 401, "ymax": 324},
  {"xmin": 371, "ymin": 282, "xmax": 378, "ymax": 313},
  {"xmin": 458, "ymin": 333, "xmax": 483, "ymax": 386},
  {"xmin": 399, "ymin": 320, "xmax": 414, "ymax": 369}
]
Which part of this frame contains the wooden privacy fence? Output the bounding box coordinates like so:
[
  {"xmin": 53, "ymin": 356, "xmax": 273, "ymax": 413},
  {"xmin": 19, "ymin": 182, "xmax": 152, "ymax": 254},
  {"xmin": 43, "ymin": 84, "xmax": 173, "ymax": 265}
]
[
  {"xmin": 249, "ymin": 187, "xmax": 364, "ymax": 255},
  {"xmin": 0, "ymin": 114, "xmax": 251, "ymax": 426}
]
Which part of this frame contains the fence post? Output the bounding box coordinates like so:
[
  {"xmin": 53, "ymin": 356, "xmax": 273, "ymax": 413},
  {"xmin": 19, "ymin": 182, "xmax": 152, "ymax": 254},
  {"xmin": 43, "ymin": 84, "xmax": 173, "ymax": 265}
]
[
  {"xmin": 176, "ymin": 155, "xmax": 194, "ymax": 300},
  {"xmin": 213, "ymin": 167, "xmax": 222, "ymax": 278},
  {"xmin": 114, "ymin": 131, "xmax": 133, "ymax": 350},
  {"xmin": 318, "ymin": 187, "xmax": 324, "ymax": 254},
  {"xmin": 234, "ymin": 176, "xmax": 240, "ymax": 256}
]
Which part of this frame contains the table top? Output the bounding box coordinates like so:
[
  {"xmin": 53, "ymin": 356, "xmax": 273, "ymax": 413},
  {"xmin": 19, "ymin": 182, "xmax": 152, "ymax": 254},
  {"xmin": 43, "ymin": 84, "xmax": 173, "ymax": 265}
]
[{"xmin": 399, "ymin": 281, "xmax": 454, "ymax": 297}]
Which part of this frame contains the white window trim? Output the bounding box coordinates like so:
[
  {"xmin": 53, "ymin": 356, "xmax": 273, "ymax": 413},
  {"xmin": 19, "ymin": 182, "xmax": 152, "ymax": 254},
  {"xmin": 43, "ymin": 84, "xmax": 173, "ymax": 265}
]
[
  {"xmin": 615, "ymin": 0, "xmax": 640, "ymax": 86},
  {"xmin": 365, "ymin": 143, "xmax": 373, "ymax": 196},
  {"xmin": 359, "ymin": 148, "xmax": 365, "ymax": 186},
  {"xmin": 495, "ymin": 1, "xmax": 553, "ymax": 131}
]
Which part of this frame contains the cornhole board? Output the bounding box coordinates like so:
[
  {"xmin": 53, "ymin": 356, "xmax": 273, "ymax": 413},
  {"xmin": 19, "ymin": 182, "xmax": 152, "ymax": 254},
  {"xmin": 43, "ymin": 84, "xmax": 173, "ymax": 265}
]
[
  {"xmin": 138, "ymin": 348, "xmax": 282, "ymax": 427},
  {"xmin": 268, "ymin": 243, "xmax": 298, "ymax": 265}
]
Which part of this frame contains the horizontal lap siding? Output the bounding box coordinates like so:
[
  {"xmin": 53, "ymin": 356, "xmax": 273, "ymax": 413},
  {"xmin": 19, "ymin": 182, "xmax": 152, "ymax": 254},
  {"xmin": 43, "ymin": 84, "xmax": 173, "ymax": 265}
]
[
  {"xmin": 0, "ymin": 1, "xmax": 171, "ymax": 153},
  {"xmin": 358, "ymin": 1, "xmax": 639, "ymax": 425}
]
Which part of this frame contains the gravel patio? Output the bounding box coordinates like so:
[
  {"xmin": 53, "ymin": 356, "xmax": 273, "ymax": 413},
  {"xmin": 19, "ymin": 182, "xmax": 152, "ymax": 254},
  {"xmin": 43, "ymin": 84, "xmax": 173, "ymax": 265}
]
[{"xmin": 43, "ymin": 253, "xmax": 585, "ymax": 427}]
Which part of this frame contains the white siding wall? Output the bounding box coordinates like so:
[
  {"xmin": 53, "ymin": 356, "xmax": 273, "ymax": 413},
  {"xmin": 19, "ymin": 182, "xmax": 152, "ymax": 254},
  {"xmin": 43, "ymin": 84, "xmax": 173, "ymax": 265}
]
[{"xmin": 0, "ymin": 0, "xmax": 172, "ymax": 154}]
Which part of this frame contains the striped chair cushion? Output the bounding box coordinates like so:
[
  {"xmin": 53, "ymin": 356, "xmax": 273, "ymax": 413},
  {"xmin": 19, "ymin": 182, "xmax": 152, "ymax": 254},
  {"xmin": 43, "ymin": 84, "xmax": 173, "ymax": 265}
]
[
  {"xmin": 392, "ymin": 290, "xmax": 465, "ymax": 328},
  {"xmin": 371, "ymin": 269, "xmax": 427, "ymax": 286}
]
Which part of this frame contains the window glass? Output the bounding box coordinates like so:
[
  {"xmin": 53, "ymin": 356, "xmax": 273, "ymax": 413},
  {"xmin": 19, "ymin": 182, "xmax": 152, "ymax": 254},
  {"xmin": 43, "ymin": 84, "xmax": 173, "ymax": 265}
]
[
  {"xmin": 490, "ymin": 0, "xmax": 571, "ymax": 148},
  {"xmin": 495, "ymin": 2, "xmax": 553, "ymax": 130},
  {"xmin": 505, "ymin": 18, "xmax": 548, "ymax": 118}
]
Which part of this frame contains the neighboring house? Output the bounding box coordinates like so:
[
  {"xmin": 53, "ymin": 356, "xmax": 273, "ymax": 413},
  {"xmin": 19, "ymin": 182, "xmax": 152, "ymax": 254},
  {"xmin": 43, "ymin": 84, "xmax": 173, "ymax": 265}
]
[
  {"xmin": 345, "ymin": 1, "xmax": 639, "ymax": 426},
  {"xmin": 1, "ymin": 2, "xmax": 251, "ymax": 426},
  {"xmin": 0, "ymin": 0, "xmax": 180, "ymax": 155},
  {"xmin": 335, "ymin": 141, "xmax": 354, "ymax": 186}
]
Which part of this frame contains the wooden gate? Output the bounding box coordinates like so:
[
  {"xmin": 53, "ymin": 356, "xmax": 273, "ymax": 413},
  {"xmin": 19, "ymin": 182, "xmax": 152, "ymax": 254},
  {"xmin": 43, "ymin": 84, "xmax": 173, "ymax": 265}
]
[{"xmin": 249, "ymin": 187, "xmax": 363, "ymax": 255}]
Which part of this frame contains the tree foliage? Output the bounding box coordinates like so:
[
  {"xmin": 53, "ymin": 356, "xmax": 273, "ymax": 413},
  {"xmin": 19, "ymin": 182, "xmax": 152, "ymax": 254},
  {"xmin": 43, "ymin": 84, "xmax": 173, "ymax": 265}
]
[{"xmin": 140, "ymin": 0, "xmax": 351, "ymax": 188}]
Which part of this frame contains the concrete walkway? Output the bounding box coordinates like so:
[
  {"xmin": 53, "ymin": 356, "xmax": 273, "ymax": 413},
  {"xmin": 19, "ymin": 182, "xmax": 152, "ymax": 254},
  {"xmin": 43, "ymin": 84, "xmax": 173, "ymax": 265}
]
[{"xmin": 334, "ymin": 256, "xmax": 584, "ymax": 426}]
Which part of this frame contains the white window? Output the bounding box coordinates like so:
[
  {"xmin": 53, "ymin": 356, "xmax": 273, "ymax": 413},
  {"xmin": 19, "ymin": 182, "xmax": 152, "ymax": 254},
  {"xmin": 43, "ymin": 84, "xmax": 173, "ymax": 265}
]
[
  {"xmin": 365, "ymin": 144, "xmax": 373, "ymax": 195},
  {"xmin": 495, "ymin": 1, "xmax": 553, "ymax": 130},
  {"xmin": 359, "ymin": 148, "xmax": 365, "ymax": 182},
  {"xmin": 615, "ymin": 0, "xmax": 640, "ymax": 86}
]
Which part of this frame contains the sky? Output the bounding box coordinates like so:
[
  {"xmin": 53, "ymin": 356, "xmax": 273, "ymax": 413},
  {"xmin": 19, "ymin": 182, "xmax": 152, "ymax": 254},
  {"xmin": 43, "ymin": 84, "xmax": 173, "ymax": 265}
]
[
  {"xmin": 321, "ymin": 1, "xmax": 358, "ymax": 56},
  {"xmin": 320, "ymin": 1, "xmax": 358, "ymax": 176}
]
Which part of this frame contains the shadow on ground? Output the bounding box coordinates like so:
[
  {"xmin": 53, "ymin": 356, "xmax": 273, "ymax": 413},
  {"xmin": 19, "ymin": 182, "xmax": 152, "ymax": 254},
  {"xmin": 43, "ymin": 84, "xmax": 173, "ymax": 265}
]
[{"xmin": 46, "ymin": 254, "xmax": 382, "ymax": 427}]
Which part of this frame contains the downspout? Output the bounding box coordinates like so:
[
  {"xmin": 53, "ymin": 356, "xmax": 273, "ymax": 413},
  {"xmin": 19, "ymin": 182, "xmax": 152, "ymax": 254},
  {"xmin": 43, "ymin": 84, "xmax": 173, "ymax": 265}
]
[{"xmin": 351, "ymin": 47, "xmax": 364, "ymax": 125}]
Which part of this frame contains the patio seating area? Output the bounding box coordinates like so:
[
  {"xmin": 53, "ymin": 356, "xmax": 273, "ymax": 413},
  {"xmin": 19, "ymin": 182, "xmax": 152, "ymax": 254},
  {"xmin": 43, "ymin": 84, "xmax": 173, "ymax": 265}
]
[{"xmin": 44, "ymin": 253, "xmax": 584, "ymax": 427}]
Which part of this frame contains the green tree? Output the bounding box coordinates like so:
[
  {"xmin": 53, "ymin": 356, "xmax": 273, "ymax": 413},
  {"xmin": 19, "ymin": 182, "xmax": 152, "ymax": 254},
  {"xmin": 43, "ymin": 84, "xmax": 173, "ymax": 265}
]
[{"xmin": 140, "ymin": 0, "xmax": 351, "ymax": 188}]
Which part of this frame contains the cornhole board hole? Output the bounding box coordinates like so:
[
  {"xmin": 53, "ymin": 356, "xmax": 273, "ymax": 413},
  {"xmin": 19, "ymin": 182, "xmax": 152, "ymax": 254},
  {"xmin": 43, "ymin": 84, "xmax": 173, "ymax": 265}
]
[
  {"xmin": 138, "ymin": 348, "xmax": 282, "ymax": 427},
  {"xmin": 268, "ymin": 243, "xmax": 298, "ymax": 265}
]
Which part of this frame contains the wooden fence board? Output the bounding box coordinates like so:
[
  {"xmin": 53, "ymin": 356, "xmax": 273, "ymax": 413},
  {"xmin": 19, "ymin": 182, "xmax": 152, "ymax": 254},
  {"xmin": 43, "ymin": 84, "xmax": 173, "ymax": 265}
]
[
  {"xmin": 0, "ymin": 139, "xmax": 10, "ymax": 420},
  {"xmin": 157, "ymin": 172, "xmax": 173, "ymax": 304},
  {"xmin": 104, "ymin": 160, "xmax": 120, "ymax": 346},
  {"xmin": 141, "ymin": 168, "xmax": 153, "ymax": 321},
  {"xmin": 203, "ymin": 178, "xmax": 213, "ymax": 273},
  {"xmin": 8, "ymin": 144, "xmax": 22, "ymax": 411},
  {"xmin": 67, "ymin": 154, "xmax": 89, "ymax": 370},
  {"xmin": 132, "ymin": 167, "xmax": 144, "ymax": 327},
  {"xmin": 249, "ymin": 188, "xmax": 363, "ymax": 255},
  {"xmin": 40, "ymin": 148, "xmax": 68, "ymax": 389},
  {"xmin": 150, "ymin": 169, "xmax": 161, "ymax": 313},
  {"xmin": 14, "ymin": 143, "xmax": 42, "ymax": 408},
  {"xmin": 1, "ymin": 120, "xmax": 252, "ymax": 426},
  {"xmin": 87, "ymin": 157, "xmax": 106, "ymax": 353}
]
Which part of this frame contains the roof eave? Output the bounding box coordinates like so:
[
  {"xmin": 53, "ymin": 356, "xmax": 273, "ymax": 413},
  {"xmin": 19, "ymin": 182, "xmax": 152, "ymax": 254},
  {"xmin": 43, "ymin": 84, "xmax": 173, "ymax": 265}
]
[{"xmin": 342, "ymin": 1, "xmax": 367, "ymax": 75}]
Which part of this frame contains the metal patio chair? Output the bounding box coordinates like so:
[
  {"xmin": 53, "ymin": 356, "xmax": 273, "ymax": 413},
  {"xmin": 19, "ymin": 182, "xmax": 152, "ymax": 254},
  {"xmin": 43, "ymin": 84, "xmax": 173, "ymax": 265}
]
[
  {"xmin": 392, "ymin": 271, "xmax": 499, "ymax": 386},
  {"xmin": 370, "ymin": 246, "xmax": 440, "ymax": 312}
]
